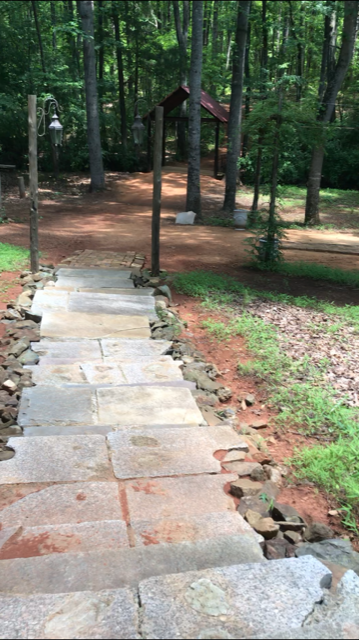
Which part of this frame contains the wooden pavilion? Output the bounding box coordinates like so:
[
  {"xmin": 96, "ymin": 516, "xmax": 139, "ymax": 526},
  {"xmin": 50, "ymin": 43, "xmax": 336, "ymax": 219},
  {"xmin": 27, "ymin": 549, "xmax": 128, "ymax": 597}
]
[{"xmin": 143, "ymin": 86, "xmax": 229, "ymax": 179}]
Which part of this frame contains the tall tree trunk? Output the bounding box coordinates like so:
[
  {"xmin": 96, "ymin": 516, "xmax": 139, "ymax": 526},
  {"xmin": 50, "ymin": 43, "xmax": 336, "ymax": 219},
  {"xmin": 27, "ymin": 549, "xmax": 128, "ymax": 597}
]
[
  {"xmin": 251, "ymin": 0, "xmax": 267, "ymax": 214},
  {"xmin": 50, "ymin": 1, "xmax": 57, "ymax": 49},
  {"xmin": 305, "ymin": 0, "xmax": 358, "ymax": 225},
  {"xmin": 242, "ymin": 8, "xmax": 251, "ymax": 157},
  {"xmin": 31, "ymin": 1, "xmax": 46, "ymax": 74},
  {"xmin": 225, "ymin": 31, "xmax": 232, "ymax": 70},
  {"xmin": 112, "ymin": 2, "xmax": 127, "ymax": 150},
  {"xmin": 68, "ymin": 0, "xmax": 80, "ymax": 78},
  {"xmin": 186, "ymin": 0, "xmax": 203, "ymax": 217},
  {"xmin": 222, "ymin": 1, "xmax": 251, "ymax": 214},
  {"xmin": 78, "ymin": 0, "xmax": 105, "ymax": 191},
  {"xmin": 173, "ymin": 0, "xmax": 189, "ymax": 160},
  {"xmin": 210, "ymin": 0, "xmax": 219, "ymax": 93}
]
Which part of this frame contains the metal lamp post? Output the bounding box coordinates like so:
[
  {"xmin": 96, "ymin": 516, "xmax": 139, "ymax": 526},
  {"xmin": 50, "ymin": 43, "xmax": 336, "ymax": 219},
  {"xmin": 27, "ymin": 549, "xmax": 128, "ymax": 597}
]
[{"xmin": 28, "ymin": 95, "xmax": 63, "ymax": 273}]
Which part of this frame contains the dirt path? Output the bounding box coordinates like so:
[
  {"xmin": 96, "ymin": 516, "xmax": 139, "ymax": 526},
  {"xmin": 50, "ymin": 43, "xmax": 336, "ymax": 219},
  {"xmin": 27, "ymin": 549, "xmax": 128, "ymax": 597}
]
[{"xmin": 2, "ymin": 172, "xmax": 359, "ymax": 285}]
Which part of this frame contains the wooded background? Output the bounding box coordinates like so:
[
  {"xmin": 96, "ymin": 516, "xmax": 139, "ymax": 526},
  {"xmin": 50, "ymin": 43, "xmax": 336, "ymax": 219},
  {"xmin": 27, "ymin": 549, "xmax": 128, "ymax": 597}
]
[{"xmin": 1, "ymin": 1, "xmax": 359, "ymax": 193}]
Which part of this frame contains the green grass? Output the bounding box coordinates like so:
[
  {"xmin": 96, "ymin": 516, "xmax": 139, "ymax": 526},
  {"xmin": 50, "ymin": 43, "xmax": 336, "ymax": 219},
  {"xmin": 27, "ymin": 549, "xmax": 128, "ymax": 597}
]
[
  {"xmin": 272, "ymin": 261, "xmax": 359, "ymax": 288},
  {"xmin": 0, "ymin": 243, "xmax": 29, "ymax": 272},
  {"xmin": 173, "ymin": 269, "xmax": 359, "ymax": 329},
  {"xmin": 174, "ymin": 269, "xmax": 359, "ymax": 531}
]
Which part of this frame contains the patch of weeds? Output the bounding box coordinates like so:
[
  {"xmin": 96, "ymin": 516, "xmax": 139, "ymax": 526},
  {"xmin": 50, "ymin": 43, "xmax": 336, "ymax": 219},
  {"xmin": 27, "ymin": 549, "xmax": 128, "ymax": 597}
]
[{"xmin": 0, "ymin": 243, "xmax": 29, "ymax": 272}]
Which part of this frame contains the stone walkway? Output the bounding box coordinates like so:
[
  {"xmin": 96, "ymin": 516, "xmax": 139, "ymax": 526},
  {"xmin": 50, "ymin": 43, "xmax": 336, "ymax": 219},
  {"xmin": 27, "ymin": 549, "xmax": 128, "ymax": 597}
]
[{"xmin": 0, "ymin": 253, "xmax": 357, "ymax": 638}]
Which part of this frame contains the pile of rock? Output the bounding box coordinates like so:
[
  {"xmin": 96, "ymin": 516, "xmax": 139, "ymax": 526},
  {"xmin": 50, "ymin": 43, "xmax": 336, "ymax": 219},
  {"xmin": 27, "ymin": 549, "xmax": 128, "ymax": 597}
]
[{"xmin": 0, "ymin": 266, "xmax": 55, "ymax": 453}]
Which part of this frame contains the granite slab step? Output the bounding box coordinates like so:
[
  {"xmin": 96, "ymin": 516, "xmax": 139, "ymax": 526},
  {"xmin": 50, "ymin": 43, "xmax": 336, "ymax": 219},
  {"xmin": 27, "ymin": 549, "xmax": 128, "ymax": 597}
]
[
  {"xmin": 32, "ymin": 290, "xmax": 156, "ymax": 319},
  {"xmin": 55, "ymin": 276, "xmax": 135, "ymax": 290},
  {"xmin": 0, "ymin": 588, "xmax": 140, "ymax": 639},
  {"xmin": 0, "ymin": 482, "xmax": 124, "ymax": 528},
  {"xmin": 68, "ymin": 292, "xmax": 156, "ymax": 319},
  {"xmin": 107, "ymin": 426, "xmax": 231, "ymax": 479},
  {"xmin": 18, "ymin": 385, "xmax": 202, "ymax": 427},
  {"xmin": 27, "ymin": 358, "xmax": 184, "ymax": 386},
  {"xmin": 0, "ymin": 520, "xmax": 129, "ymax": 560},
  {"xmin": 78, "ymin": 287, "xmax": 155, "ymax": 296},
  {"xmin": 0, "ymin": 435, "xmax": 112, "ymax": 484},
  {"xmin": 56, "ymin": 268, "xmax": 132, "ymax": 279},
  {"xmin": 139, "ymin": 556, "xmax": 332, "ymax": 639},
  {"xmin": 96, "ymin": 386, "xmax": 204, "ymax": 426},
  {"xmin": 31, "ymin": 338, "xmax": 171, "ymax": 364},
  {"xmin": 107, "ymin": 425, "xmax": 249, "ymax": 480},
  {"xmin": 0, "ymin": 535, "xmax": 265, "ymax": 595},
  {"xmin": 22, "ymin": 424, "xmax": 200, "ymax": 437},
  {"xmin": 40, "ymin": 310, "xmax": 150, "ymax": 340}
]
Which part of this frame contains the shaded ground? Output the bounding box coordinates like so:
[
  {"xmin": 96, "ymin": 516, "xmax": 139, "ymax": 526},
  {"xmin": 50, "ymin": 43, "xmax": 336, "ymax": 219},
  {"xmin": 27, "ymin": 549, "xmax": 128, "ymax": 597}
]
[{"xmin": 1, "ymin": 170, "xmax": 359, "ymax": 307}]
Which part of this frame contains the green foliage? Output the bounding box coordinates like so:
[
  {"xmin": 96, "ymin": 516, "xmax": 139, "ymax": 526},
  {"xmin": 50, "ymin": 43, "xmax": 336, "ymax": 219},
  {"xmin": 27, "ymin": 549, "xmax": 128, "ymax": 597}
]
[{"xmin": 0, "ymin": 243, "xmax": 29, "ymax": 272}]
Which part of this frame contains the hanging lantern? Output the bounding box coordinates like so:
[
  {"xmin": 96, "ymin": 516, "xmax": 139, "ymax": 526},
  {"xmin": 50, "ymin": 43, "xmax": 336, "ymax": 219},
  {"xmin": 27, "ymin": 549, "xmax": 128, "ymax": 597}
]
[
  {"xmin": 131, "ymin": 114, "xmax": 145, "ymax": 146},
  {"xmin": 48, "ymin": 112, "xmax": 63, "ymax": 146}
]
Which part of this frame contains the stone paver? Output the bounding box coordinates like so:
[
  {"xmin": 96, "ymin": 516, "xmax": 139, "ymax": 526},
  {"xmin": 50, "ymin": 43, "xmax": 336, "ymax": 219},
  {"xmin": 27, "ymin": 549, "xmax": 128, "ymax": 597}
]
[
  {"xmin": 55, "ymin": 276, "xmax": 134, "ymax": 290},
  {"xmin": 69, "ymin": 292, "xmax": 156, "ymax": 318},
  {"xmin": 0, "ymin": 588, "xmax": 140, "ymax": 639},
  {"xmin": 23, "ymin": 425, "xmax": 114, "ymax": 437},
  {"xmin": 31, "ymin": 290, "xmax": 69, "ymax": 317},
  {"xmin": 0, "ymin": 483, "xmax": 123, "ymax": 527},
  {"xmin": 0, "ymin": 536, "xmax": 265, "ymax": 594},
  {"xmin": 79, "ymin": 287, "xmax": 154, "ymax": 296},
  {"xmin": 0, "ymin": 520, "xmax": 129, "ymax": 559},
  {"xmin": 131, "ymin": 511, "xmax": 262, "ymax": 547},
  {"xmin": 40, "ymin": 310, "xmax": 150, "ymax": 339},
  {"xmin": 107, "ymin": 427, "xmax": 221, "ymax": 479},
  {"xmin": 125, "ymin": 474, "xmax": 238, "ymax": 522},
  {"xmin": 31, "ymin": 339, "xmax": 103, "ymax": 364},
  {"xmin": 18, "ymin": 387, "xmax": 94, "ymax": 426},
  {"xmin": 83, "ymin": 359, "xmax": 183, "ymax": 385},
  {"xmin": 139, "ymin": 556, "xmax": 332, "ymax": 639},
  {"xmin": 27, "ymin": 364, "xmax": 87, "ymax": 386},
  {"xmin": 97, "ymin": 386, "xmax": 204, "ymax": 426},
  {"xmin": 56, "ymin": 268, "xmax": 132, "ymax": 279},
  {"xmin": 101, "ymin": 338, "xmax": 171, "ymax": 359},
  {"xmin": 0, "ymin": 436, "xmax": 111, "ymax": 484}
]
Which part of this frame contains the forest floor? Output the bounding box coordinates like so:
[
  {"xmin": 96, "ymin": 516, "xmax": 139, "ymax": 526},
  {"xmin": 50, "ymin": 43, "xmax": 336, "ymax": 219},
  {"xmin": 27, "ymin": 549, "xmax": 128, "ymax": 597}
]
[{"xmin": 1, "ymin": 169, "xmax": 359, "ymax": 538}]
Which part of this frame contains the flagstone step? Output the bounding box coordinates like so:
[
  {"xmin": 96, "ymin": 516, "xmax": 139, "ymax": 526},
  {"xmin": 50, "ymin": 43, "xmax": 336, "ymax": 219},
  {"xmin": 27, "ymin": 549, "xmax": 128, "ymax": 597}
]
[
  {"xmin": 26, "ymin": 358, "xmax": 184, "ymax": 386},
  {"xmin": 18, "ymin": 386, "xmax": 204, "ymax": 427},
  {"xmin": 40, "ymin": 310, "xmax": 151, "ymax": 339},
  {"xmin": 22, "ymin": 424, "xmax": 200, "ymax": 437},
  {"xmin": 138, "ymin": 556, "xmax": 332, "ymax": 640},
  {"xmin": 0, "ymin": 557, "xmax": 337, "ymax": 639},
  {"xmin": 56, "ymin": 268, "xmax": 133, "ymax": 279},
  {"xmin": 0, "ymin": 588, "xmax": 140, "ymax": 639},
  {"xmin": 31, "ymin": 338, "xmax": 171, "ymax": 364},
  {"xmin": 107, "ymin": 426, "xmax": 231, "ymax": 479},
  {"xmin": 0, "ymin": 535, "xmax": 265, "ymax": 595},
  {"xmin": 55, "ymin": 275, "xmax": 135, "ymax": 290},
  {"xmin": 0, "ymin": 482, "xmax": 124, "ymax": 527},
  {"xmin": 0, "ymin": 435, "xmax": 113, "ymax": 484},
  {"xmin": 32, "ymin": 290, "xmax": 156, "ymax": 319},
  {"xmin": 0, "ymin": 520, "xmax": 130, "ymax": 560}
]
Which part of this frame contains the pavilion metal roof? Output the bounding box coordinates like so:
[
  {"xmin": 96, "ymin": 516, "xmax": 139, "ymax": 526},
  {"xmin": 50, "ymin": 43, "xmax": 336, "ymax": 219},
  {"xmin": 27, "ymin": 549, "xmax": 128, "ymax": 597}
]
[{"xmin": 144, "ymin": 85, "xmax": 229, "ymax": 123}]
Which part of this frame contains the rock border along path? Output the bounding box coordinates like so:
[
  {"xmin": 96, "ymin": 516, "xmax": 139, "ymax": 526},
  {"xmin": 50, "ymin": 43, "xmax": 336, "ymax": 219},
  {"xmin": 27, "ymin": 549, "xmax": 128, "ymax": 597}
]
[{"xmin": 0, "ymin": 252, "xmax": 356, "ymax": 638}]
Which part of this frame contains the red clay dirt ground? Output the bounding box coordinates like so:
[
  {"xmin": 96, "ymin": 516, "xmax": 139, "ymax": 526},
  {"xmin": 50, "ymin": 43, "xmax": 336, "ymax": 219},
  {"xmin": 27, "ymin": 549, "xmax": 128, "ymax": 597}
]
[
  {"xmin": 2, "ymin": 170, "xmax": 359, "ymax": 539},
  {"xmin": 2, "ymin": 170, "xmax": 359, "ymax": 307}
]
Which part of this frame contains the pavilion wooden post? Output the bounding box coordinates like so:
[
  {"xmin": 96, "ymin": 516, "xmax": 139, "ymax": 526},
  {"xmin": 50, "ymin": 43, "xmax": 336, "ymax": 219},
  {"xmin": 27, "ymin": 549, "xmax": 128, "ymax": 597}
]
[
  {"xmin": 151, "ymin": 106, "xmax": 164, "ymax": 277},
  {"xmin": 28, "ymin": 95, "xmax": 39, "ymax": 274},
  {"xmin": 214, "ymin": 120, "xmax": 220, "ymax": 179}
]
